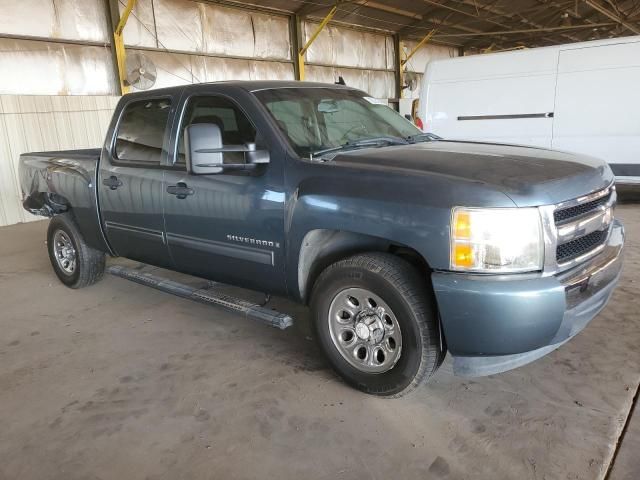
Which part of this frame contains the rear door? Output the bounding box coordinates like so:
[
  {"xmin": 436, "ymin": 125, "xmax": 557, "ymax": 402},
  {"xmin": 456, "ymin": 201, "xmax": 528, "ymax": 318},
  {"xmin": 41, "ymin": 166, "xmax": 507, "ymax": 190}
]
[
  {"xmin": 552, "ymin": 41, "xmax": 640, "ymax": 178},
  {"xmin": 98, "ymin": 95, "xmax": 175, "ymax": 267}
]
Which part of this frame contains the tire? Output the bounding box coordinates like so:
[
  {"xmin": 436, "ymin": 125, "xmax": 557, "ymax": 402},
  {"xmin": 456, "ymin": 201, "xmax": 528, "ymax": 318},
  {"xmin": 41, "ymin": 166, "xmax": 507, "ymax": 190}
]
[
  {"xmin": 47, "ymin": 213, "xmax": 105, "ymax": 289},
  {"xmin": 310, "ymin": 252, "xmax": 442, "ymax": 397}
]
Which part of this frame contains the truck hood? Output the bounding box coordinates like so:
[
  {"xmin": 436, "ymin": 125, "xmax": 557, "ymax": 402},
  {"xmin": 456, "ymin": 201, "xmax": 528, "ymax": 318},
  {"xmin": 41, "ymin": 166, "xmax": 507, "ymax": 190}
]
[{"xmin": 332, "ymin": 140, "xmax": 614, "ymax": 207}]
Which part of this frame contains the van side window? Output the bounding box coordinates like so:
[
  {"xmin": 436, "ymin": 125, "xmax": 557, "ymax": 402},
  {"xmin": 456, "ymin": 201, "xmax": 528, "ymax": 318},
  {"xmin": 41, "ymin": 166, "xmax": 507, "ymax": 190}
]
[
  {"xmin": 115, "ymin": 98, "xmax": 172, "ymax": 165},
  {"xmin": 177, "ymin": 96, "xmax": 257, "ymax": 166}
]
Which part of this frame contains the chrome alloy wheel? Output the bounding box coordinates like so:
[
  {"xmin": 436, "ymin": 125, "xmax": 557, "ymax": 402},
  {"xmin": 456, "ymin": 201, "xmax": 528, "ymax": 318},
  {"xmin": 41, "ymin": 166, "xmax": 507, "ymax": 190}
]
[
  {"xmin": 52, "ymin": 230, "xmax": 77, "ymax": 275},
  {"xmin": 328, "ymin": 288, "xmax": 402, "ymax": 373}
]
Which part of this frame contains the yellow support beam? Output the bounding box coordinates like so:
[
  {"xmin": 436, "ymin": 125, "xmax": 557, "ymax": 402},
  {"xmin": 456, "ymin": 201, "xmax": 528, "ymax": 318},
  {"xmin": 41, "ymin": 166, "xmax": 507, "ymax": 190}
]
[
  {"xmin": 398, "ymin": 39, "xmax": 405, "ymax": 99},
  {"xmin": 398, "ymin": 29, "xmax": 436, "ymax": 99},
  {"xmin": 114, "ymin": 0, "xmax": 137, "ymax": 95},
  {"xmin": 297, "ymin": 5, "xmax": 338, "ymax": 81},
  {"xmin": 483, "ymin": 45, "xmax": 527, "ymax": 53},
  {"xmin": 401, "ymin": 28, "xmax": 437, "ymax": 69}
]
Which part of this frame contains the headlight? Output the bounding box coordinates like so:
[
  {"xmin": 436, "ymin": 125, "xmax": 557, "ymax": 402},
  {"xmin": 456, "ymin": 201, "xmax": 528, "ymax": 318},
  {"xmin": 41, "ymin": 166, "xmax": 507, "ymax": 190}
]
[{"xmin": 450, "ymin": 207, "xmax": 543, "ymax": 273}]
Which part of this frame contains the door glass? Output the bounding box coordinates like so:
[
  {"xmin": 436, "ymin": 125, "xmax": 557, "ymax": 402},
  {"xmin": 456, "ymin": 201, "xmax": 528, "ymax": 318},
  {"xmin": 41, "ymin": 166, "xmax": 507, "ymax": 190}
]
[
  {"xmin": 177, "ymin": 96, "xmax": 258, "ymax": 166},
  {"xmin": 115, "ymin": 98, "xmax": 172, "ymax": 165}
]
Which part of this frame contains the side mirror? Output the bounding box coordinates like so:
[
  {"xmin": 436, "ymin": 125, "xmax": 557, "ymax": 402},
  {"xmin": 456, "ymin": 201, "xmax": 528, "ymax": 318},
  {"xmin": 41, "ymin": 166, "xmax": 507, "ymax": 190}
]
[
  {"xmin": 185, "ymin": 123, "xmax": 224, "ymax": 175},
  {"xmin": 185, "ymin": 124, "xmax": 271, "ymax": 175}
]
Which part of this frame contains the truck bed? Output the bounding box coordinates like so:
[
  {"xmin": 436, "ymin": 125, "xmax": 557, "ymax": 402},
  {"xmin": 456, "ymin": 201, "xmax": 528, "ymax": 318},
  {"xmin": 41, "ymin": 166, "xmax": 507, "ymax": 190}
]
[
  {"xmin": 24, "ymin": 148, "xmax": 102, "ymax": 160},
  {"xmin": 19, "ymin": 148, "xmax": 108, "ymax": 252},
  {"xmin": 20, "ymin": 149, "xmax": 101, "ymax": 207}
]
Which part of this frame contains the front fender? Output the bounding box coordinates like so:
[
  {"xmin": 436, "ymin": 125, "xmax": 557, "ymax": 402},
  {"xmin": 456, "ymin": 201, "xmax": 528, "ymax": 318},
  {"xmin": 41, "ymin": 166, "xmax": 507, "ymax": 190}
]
[
  {"xmin": 285, "ymin": 186, "xmax": 451, "ymax": 301},
  {"xmin": 284, "ymin": 160, "xmax": 516, "ymax": 300}
]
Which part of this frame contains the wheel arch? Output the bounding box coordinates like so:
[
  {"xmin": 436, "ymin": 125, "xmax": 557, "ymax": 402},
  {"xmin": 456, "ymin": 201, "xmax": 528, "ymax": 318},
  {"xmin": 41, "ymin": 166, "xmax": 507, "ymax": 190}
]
[
  {"xmin": 47, "ymin": 212, "xmax": 106, "ymax": 288},
  {"xmin": 297, "ymin": 229, "xmax": 432, "ymax": 304}
]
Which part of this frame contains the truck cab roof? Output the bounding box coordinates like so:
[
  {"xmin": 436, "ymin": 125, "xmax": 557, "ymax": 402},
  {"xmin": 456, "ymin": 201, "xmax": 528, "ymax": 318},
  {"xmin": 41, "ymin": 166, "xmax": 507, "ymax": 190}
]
[{"xmin": 122, "ymin": 80, "xmax": 362, "ymax": 99}]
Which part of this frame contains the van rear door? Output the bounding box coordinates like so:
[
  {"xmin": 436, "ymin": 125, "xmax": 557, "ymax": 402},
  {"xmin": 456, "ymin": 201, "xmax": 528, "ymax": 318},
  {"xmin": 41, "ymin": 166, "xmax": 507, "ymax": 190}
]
[{"xmin": 552, "ymin": 41, "xmax": 640, "ymax": 182}]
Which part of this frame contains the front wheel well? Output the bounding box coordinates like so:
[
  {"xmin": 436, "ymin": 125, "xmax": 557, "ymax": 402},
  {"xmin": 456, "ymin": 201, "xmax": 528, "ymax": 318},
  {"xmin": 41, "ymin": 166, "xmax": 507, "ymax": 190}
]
[
  {"xmin": 387, "ymin": 244, "xmax": 431, "ymax": 280},
  {"xmin": 298, "ymin": 229, "xmax": 432, "ymax": 304}
]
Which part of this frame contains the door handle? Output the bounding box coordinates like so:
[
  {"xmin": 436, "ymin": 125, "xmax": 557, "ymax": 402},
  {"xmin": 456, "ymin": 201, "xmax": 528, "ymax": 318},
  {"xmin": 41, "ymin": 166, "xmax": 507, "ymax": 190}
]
[
  {"xmin": 167, "ymin": 182, "xmax": 194, "ymax": 200},
  {"xmin": 102, "ymin": 175, "xmax": 123, "ymax": 190}
]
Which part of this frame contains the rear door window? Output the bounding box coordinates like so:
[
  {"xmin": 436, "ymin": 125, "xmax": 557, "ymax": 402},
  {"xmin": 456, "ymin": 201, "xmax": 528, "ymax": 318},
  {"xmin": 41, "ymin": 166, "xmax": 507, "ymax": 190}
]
[{"xmin": 115, "ymin": 98, "xmax": 172, "ymax": 165}]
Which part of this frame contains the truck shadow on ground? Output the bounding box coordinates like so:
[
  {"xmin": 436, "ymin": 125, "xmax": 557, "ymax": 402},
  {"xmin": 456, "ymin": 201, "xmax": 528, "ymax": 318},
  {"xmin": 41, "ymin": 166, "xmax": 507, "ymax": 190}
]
[{"xmin": 109, "ymin": 258, "xmax": 332, "ymax": 376}]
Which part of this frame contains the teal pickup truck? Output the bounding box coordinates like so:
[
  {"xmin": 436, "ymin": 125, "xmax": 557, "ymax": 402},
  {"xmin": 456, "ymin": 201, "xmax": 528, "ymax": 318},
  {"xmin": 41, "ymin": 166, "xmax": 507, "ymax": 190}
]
[{"xmin": 19, "ymin": 81, "xmax": 624, "ymax": 396}]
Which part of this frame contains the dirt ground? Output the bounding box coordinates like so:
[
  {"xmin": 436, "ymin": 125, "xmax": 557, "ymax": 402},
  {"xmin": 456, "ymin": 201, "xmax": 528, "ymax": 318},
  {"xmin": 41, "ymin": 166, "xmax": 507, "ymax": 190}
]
[{"xmin": 0, "ymin": 206, "xmax": 638, "ymax": 480}]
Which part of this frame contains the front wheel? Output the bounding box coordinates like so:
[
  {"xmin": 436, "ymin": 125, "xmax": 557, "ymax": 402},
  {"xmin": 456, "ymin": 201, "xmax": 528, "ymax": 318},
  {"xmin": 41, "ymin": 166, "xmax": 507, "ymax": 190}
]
[
  {"xmin": 311, "ymin": 253, "xmax": 442, "ymax": 397},
  {"xmin": 47, "ymin": 213, "xmax": 106, "ymax": 288}
]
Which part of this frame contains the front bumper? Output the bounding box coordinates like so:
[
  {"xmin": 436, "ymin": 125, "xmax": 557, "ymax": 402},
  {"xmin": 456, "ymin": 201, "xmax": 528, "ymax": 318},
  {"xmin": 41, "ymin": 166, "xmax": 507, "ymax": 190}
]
[{"xmin": 432, "ymin": 219, "xmax": 625, "ymax": 377}]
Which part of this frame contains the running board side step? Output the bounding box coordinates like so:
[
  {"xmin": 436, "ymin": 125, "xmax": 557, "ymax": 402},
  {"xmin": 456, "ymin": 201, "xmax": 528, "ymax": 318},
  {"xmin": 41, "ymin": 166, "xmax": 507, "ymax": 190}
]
[{"xmin": 107, "ymin": 265, "xmax": 293, "ymax": 330}]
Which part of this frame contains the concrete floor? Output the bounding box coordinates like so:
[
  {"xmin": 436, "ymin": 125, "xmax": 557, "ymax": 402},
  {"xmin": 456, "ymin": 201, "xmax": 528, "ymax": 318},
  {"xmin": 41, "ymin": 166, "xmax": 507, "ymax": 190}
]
[
  {"xmin": 0, "ymin": 206, "xmax": 638, "ymax": 480},
  {"xmin": 609, "ymin": 397, "xmax": 639, "ymax": 480}
]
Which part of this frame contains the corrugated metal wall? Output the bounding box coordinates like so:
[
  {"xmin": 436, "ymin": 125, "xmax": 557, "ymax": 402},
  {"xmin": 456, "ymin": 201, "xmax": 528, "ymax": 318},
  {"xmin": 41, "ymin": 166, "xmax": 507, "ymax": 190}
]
[
  {"xmin": 120, "ymin": 0, "xmax": 295, "ymax": 88},
  {"xmin": 0, "ymin": 0, "xmax": 453, "ymax": 97},
  {"xmin": 0, "ymin": 95, "xmax": 119, "ymax": 226},
  {"xmin": 0, "ymin": 0, "xmax": 116, "ymax": 96},
  {"xmin": 0, "ymin": 38, "xmax": 117, "ymax": 96},
  {"xmin": 303, "ymin": 22, "xmax": 396, "ymax": 99}
]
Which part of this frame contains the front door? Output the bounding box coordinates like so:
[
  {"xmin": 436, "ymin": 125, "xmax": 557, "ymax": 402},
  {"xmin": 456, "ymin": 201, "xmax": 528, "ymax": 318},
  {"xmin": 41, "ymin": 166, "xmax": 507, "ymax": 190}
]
[
  {"xmin": 98, "ymin": 96, "xmax": 174, "ymax": 267},
  {"xmin": 163, "ymin": 94, "xmax": 287, "ymax": 294}
]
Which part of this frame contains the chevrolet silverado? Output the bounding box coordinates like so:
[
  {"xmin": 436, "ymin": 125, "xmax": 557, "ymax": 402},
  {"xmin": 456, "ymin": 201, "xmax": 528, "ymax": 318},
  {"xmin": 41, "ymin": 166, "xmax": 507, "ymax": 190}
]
[{"xmin": 19, "ymin": 81, "xmax": 624, "ymax": 396}]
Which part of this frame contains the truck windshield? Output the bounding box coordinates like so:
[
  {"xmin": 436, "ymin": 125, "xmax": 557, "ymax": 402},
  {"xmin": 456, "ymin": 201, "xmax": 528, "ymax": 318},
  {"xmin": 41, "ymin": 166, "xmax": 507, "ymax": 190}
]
[{"xmin": 253, "ymin": 88, "xmax": 423, "ymax": 158}]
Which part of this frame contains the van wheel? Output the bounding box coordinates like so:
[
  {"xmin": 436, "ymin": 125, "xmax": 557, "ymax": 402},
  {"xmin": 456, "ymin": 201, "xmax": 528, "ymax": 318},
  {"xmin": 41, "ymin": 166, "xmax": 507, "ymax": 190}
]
[
  {"xmin": 311, "ymin": 253, "xmax": 442, "ymax": 397},
  {"xmin": 47, "ymin": 213, "xmax": 105, "ymax": 288}
]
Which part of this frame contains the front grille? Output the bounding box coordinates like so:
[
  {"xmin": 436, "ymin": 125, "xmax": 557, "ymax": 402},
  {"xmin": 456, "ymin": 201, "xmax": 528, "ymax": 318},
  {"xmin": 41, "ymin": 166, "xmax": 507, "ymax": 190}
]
[
  {"xmin": 552, "ymin": 185, "xmax": 614, "ymax": 268},
  {"xmin": 556, "ymin": 229, "xmax": 608, "ymax": 263},
  {"xmin": 554, "ymin": 191, "xmax": 611, "ymax": 224}
]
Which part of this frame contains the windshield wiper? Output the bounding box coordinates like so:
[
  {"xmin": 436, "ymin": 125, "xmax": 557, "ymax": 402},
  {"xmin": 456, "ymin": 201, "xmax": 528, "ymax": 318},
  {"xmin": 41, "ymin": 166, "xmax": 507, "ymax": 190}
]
[
  {"xmin": 310, "ymin": 136, "xmax": 409, "ymax": 160},
  {"xmin": 406, "ymin": 132, "xmax": 441, "ymax": 143}
]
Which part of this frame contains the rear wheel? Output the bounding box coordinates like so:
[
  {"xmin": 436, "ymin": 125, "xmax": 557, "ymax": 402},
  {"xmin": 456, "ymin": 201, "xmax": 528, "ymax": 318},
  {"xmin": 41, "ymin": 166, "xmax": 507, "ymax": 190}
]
[
  {"xmin": 311, "ymin": 253, "xmax": 442, "ymax": 397},
  {"xmin": 47, "ymin": 214, "xmax": 105, "ymax": 288}
]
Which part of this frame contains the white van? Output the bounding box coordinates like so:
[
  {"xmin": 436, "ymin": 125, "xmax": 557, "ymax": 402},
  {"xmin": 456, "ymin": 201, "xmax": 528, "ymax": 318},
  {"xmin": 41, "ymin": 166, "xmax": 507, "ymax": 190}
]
[{"xmin": 418, "ymin": 36, "xmax": 640, "ymax": 184}]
